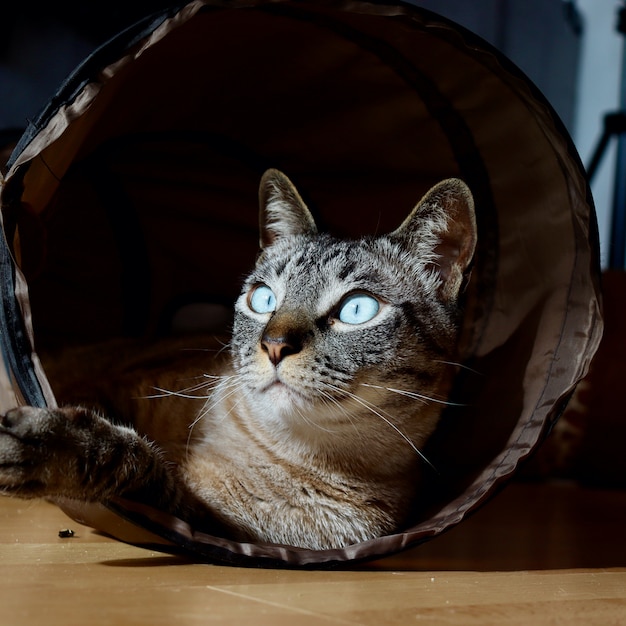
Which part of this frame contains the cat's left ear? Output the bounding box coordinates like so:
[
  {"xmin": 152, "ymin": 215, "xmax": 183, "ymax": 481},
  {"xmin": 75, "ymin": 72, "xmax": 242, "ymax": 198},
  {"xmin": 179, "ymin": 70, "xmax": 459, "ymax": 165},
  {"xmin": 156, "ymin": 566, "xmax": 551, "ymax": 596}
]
[
  {"xmin": 258, "ymin": 169, "xmax": 318, "ymax": 248},
  {"xmin": 392, "ymin": 178, "xmax": 477, "ymax": 301}
]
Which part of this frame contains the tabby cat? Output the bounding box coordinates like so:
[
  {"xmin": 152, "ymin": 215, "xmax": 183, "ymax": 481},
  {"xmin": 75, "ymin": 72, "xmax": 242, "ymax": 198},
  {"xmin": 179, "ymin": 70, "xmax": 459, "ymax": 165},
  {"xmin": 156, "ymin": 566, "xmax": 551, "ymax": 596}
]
[{"xmin": 0, "ymin": 169, "xmax": 476, "ymax": 550}]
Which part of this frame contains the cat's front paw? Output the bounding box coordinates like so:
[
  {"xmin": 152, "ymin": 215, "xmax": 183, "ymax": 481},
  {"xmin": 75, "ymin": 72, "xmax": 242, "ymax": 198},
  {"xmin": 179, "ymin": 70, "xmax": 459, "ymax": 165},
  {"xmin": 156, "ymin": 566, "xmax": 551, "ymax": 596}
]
[
  {"xmin": 0, "ymin": 405, "xmax": 170, "ymax": 505},
  {"xmin": 1, "ymin": 405, "xmax": 60, "ymax": 437},
  {"xmin": 0, "ymin": 406, "xmax": 65, "ymax": 496}
]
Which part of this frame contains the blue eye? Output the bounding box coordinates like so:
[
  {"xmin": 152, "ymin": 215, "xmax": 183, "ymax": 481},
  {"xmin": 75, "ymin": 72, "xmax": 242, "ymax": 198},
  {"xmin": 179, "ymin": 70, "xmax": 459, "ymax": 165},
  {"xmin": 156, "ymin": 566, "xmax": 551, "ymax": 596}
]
[
  {"xmin": 249, "ymin": 284, "xmax": 277, "ymax": 314},
  {"xmin": 338, "ymin": 294, "xmax": 380, "ymax": 325}
]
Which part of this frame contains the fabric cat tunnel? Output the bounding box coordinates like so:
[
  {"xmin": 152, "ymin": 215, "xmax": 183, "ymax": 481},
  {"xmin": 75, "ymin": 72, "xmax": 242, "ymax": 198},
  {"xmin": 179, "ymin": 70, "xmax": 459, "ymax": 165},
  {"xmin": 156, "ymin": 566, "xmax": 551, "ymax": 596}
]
[{"xmin": 0, "ymin": 0, "xmax": 602, "ymax": 567}]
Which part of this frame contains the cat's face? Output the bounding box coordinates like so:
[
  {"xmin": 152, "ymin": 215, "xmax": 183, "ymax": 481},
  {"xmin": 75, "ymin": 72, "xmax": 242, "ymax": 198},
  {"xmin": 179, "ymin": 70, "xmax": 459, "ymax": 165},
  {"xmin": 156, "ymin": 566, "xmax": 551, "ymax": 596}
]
[{"xmin": 230, "ymin": 170, "xmax": 476, "ymax": 456}]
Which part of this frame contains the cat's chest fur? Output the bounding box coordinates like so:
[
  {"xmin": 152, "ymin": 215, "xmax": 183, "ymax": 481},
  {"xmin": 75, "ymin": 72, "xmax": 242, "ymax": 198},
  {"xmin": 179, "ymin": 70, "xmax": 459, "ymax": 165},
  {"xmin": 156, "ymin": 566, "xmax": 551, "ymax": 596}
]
[{"xmin": 184, "ymin": 401, "xmax": 411, "ymax": 548}]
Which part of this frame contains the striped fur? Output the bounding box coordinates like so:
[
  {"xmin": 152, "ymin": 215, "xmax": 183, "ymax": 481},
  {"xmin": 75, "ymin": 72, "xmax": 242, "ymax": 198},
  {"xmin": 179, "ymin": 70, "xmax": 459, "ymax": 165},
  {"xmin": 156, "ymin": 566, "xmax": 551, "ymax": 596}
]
[{"xmin": 0, "ymin": 170, "xmax": 476, "ymax": 550}]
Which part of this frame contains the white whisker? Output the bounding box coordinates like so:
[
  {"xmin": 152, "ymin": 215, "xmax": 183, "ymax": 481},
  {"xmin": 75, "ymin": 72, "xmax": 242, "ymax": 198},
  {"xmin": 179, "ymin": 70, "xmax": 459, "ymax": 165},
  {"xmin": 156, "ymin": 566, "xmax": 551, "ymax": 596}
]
[
  {"xmin": 185, "ymin": 376, "xmax": 249, "ymax": 457},
  {"xmin": 433, "ymin": 360, "xmax": 483, "ymax": 376},
  {"xmin": 145, "ymin": 387, "xmax": 208, "ymax": 400},
  {"xmin": 323, "ymin": 383, "xmax": 437, "ymax": 473},
  {"xmin": 143, "ymin": 373, "xmax": 237, "ymax": 400},
  {"xmin": 314, "ymin": 388, "xmax": 362, "ymax": 436},
  {"xmin": 295, "ymin": 401, "xmax": 338, "ymax": 434},
  {"xmin": 192, "ymin": 378, "xmax": 245, "ymax": 428},
  {"xmin": 361, "ymin": 383, "xmax": 466, "ymax": 407}
]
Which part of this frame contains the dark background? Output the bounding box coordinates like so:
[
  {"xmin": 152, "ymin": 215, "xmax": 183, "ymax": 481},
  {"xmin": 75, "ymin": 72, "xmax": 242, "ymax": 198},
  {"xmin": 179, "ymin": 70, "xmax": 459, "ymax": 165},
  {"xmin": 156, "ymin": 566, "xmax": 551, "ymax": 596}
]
[{"xmin": 0, "ymin": 0, "xmax": 582, "ymax": 134}]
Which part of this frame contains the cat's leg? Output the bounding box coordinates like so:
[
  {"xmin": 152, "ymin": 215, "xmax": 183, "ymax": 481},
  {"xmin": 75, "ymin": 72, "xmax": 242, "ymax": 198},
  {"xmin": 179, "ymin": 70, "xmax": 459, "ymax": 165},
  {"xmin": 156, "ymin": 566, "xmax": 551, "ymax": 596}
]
[{"xmin": 0, "ymin": 405, "xmax": 179, "ymax": 508}]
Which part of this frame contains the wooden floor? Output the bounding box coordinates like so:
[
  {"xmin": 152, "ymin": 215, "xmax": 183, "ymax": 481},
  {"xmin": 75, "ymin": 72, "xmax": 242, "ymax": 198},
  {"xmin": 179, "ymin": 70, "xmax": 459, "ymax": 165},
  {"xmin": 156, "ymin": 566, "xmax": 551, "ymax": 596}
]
[{"xmin": 1, "ymin": 481, "xmax": 625, "ymax": 625}]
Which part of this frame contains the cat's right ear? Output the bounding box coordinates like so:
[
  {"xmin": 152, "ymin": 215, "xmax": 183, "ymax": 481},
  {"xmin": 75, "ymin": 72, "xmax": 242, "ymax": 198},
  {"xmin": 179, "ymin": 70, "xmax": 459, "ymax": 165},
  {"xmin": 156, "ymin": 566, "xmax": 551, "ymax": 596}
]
[
  {"xmin": 392, "ymin": 178, "xmax": 477, "ymax": 301},
  {"xmin": 259, "ymin": 169, "xmax": 318, "ymax": 248}
]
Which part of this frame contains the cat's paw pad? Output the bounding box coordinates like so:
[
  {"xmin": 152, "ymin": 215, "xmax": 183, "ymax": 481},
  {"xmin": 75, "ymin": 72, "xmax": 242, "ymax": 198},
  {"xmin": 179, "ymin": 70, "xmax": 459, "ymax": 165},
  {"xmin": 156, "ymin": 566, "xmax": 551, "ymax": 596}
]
[
  {"xmin": 1, "ymin": 406, "xmax": 57, "ymax": 437},
  {"xmin": 0, "ymin": 406, "xmax": 64, "ymax": 495}
]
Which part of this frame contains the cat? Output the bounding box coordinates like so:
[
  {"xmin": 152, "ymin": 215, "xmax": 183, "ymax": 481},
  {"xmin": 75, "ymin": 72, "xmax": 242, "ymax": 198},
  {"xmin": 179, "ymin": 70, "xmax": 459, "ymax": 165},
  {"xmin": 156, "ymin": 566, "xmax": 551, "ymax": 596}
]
[{"xmin": 0, "ymin": 169, "xmax": 476, "ymax": 550}]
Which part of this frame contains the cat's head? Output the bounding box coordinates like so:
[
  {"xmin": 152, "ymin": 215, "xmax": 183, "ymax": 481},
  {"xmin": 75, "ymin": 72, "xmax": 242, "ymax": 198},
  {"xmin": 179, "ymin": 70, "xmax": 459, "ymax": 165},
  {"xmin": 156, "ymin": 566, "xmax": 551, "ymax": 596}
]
[{"xmin": 231, "ymin": 169, "xmax": 476, "ymax": 465}]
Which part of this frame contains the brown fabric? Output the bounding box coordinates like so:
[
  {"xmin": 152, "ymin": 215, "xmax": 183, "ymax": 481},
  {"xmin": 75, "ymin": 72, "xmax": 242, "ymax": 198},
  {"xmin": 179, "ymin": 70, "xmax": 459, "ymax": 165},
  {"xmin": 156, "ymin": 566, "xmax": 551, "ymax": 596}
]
[
  {"xmin": 525, "ymin": 270, "xmax": 625, "ymax": 486},
  {"xmin": 0, "ymin": 0, "xmax": 602, "ymax": 566}
]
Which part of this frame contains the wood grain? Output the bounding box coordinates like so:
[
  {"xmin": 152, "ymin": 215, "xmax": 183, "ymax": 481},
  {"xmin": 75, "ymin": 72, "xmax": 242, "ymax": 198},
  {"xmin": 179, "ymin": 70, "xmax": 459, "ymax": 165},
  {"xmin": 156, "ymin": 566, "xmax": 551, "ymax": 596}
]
[{"xmin": 1, "ymin": 482, "xmax": 625, "ymax": 625}]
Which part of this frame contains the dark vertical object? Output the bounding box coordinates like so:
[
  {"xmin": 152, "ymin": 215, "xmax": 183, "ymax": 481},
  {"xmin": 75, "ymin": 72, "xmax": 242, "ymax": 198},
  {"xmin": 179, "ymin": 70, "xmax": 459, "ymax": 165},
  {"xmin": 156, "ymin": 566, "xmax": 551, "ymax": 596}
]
[
  {"xmin": 610, "ymin": 4, "xmax": 626, "ymax": 268},
  {"xmin": 587, "ymin": 2, "xmax": 626, "ymax": 269}
]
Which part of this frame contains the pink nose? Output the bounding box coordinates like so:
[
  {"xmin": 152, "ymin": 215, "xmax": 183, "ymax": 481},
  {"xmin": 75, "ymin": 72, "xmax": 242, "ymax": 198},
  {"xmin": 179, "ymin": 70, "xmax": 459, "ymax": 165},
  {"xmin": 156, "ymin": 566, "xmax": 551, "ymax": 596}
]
[{"xmin": 261, "ymin": 337, "xmax": 299, "ymax": 366}]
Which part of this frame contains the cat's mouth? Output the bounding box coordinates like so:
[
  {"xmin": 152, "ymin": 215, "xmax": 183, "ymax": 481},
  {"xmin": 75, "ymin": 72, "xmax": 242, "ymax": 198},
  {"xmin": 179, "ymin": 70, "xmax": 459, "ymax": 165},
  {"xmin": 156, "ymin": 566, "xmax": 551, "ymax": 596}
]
[
  {"xmin": 262, "ymin": 380, "xmax": 285, "ymax": 393},
  {"xmin": 263, "ymin": 379, "xmax": 298, "ymax": 395},
  {"xmin": 259, "ymin": 377, "xmax": 312, "ymax": 405}
]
